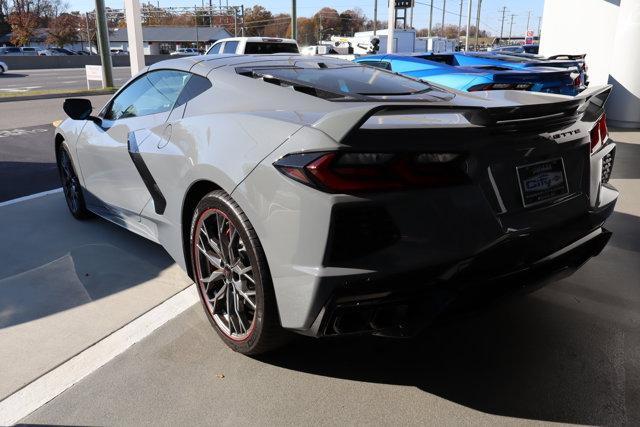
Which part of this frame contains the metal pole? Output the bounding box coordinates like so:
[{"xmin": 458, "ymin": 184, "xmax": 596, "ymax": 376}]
[
  {"xmin": 428, "ymin": 0, "xmax": 433, "ymax": 37},
  {"xmin": 387, "ymin": 0, "xmax": 396, "ymax": 53},
  {"xmin": 373, "ymin": 0, "xmax": 377, "ymax": 35},
  {"xmin": 234, "ymin": 7, "xmax": 237, "ymax": 36},
  {"xmin": 85, "ymin": 12, "xmax": 92, "ymax": 54},
  {"xmin": 409, "ymin": 4, "xmax": 413, "ymax": 29},
  {"xmin": 240, "ymin": 5, "xmax": 245, "ymax": 36},
  {"xmin": 499, "ymin": 6, "xmax": 506, "ymax": 42},
  {"xmin": 464, "ymin": 0, "xmax": 472, "ymax": 51},
  {"xmin": 291, "ymin": 0, "xmax": 297, "ymax": 40},
  {"xmin": 525, "ymin": 10, "xmax": 531, "ymax": 33},
  {"xmin": 94, "ymin": 0, "xmax": 113, "ymax": 88},
  {"xmin": 441, "ymin": 0, "xmax": 446, "ymax": 37},
  {"xmin": 457, "ymin": 0, "xmax": 463, "ymax": 38},
  {"xmin": 508, "ymin": 14, "xmax": 515, "ymax": 42},
  {"xmin": 537, "ymin": 16, "xmax": 542, "ymax": 38},
  {"xmin": 474, "ymin": 0, "xmax": 481, "ymax": 50},
  {"xmin": 209, "ymin": 0, "xmax": 212, "ymax": 27}
]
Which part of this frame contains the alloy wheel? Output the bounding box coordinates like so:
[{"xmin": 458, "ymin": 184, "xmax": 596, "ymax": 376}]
[
  {"xmin": 194, "ymin": 208, "xmax": 257, "ymax": 341},
  {"xmin": 59, "ymin": 148, "xmax": 80, "ymax": 213}
]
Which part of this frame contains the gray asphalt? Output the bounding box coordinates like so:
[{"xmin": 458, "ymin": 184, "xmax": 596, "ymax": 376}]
[
  {"xmin": 0, "ymin": 95, "xmax": 111, "ymax": 201},
  {"xmin": 20, "ymin": 133, "xmax": 640, "ymax": 425},
  {"xmin": 0, "ymin": 67, "xmax": 132, "ymax": 93}
]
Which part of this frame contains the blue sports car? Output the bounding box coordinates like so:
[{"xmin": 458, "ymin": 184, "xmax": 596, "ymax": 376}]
[
  {"xmin": 423, "ymin": 52, "xmax": 587, "ymax": 89},
  {"xmin": 354, "ymin": 54, "xmax": 579, "ymax": 95}
]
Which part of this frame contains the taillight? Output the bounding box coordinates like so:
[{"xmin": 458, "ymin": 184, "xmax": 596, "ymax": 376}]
[
  {"xmin": 468, "ymin": 82, "xmax": 533, "ymax": 92},
  {"xmin": 274, "ymin": 151, "xmax": 467, "ymax": 193},
  {"xmin": 590, "ymin": 113, "xmax": 609, "ymax": 154},
  {"xmin": 573, "ymin": 75, "xmax": 582, "ymax": 87}
]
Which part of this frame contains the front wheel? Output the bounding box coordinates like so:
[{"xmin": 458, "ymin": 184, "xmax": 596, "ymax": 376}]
[
  {"xmin": 190, "ymin": 190, "xmax": 287, "ymax": 355},
  {"xmin": 57, "ymin": 145, "xmax": 92, "ymax": 219}
]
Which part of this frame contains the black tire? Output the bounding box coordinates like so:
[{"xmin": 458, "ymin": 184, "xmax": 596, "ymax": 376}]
[
  {"xmin": 190, "ymin": 190, "xmax": 288, "ymax": 355},
  {"xmin": 57, "ymin": 144, "xmax": 92, "ymax": 220}
]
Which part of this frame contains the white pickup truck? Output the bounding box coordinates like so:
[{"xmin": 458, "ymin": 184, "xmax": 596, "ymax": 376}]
[{"xmin": 205, "ymin": 37, "xmax": 299, "ymax": 55}]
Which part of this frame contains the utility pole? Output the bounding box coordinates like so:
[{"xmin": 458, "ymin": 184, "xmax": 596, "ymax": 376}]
[
  {"xmin": 457, "ymin": 0, "xmax": 463, "ymax": 38},
  {"xmin": 441, "ymin": 0, "xmax": 446, "ymax": 37},
  {"xmin": 94, "ymin": 0, "xmax": 113, "ymax": 88},
  {"xmin": 387, "ymin": 0, "xmax": 396, "ymax": 53},
  {"xmin": 373, "ymin": 0, "xmax": 377, "ymax": 35},
  {"xmin": 525, "ymin": 10, "xmax": 531, "ymax": 33},
  {"xmin": 85, "ymin": 12, "xmax": 92, "ymax": 54},
  {"xmin": 474, "ymin": 0, "xmax": 482, "ymax": 50},
  {"xmin": 291, "ymin": 0, "xmax": 297, "ymax": 40},
  {"xmin": 465, "ymin": 0, "xmax": 472, "ymax": 51},
  {"xmin": 428, "ymin": 0, "xmax": 433, "ymax": 37},
  {"xmin": 498, "ymin": 6, "xmax": 507, "ymax": 42},
  {"xmin": 537, "ymin": 16, "xmax": 542, "ymax": 38},
  {"xmin": 508, "ymin": 13, "xmax": 515, "ymax": 42}
]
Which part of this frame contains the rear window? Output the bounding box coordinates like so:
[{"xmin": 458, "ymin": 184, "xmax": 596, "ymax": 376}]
[
  {"xmin": 244, "ymin": 42, "xmax": 299, "ymax": 54},
  {"xmin": 239, "ymin": 64, "xmax": 431, "ymax": 97}
]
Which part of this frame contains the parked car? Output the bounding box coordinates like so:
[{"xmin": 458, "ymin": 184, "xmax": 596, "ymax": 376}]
[
  {"xmin": 73, "ymin": 50, "xmax": 91, "ymax": 56},
  {"xmin": 20, "ymin": 47, "xmax": 41, "ymax": 56},
  {"xmin": 0, "ymin": 47, "xmax": 24, "ymax": 56},
  {"xmin": 423, "ymin": 51, "xmax": 588, "ymax": 90},
  {"xmin": 354, "ymin": 54, "xmax": 579, "ymax": 95},
  {"xmin": 55, "ymin": 55, "xmax": 617, "ymax": 355},
  {"xmin": 39, "ymin": 47, "xmax": 76, "ymax": 56},
  {"xmin": 206, "ymin": 37, "xmax": 299, "ymax": 55},
  {"xmin": 171, "ymin": 48, "xmax": 200, "ymax": 56},
  {"xmin": 0, "ymin": 60, "xmax": 7, "ymax": 74},
  {"xmin": 109, "ymin": 48, "xmax": 128, "ymax": 55},
  {"xmin": 489, "ymin": 44, "xmax": 540, "ymax": 55}
]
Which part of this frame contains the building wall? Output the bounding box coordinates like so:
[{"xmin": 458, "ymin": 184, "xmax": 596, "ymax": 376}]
[
  {"xmin": 540, "ymin": 0, "xmax": 620, "ymax": 85},
  {"xmin": 541, "ymin": 0, "xmax": 640, "ymax": 127}
]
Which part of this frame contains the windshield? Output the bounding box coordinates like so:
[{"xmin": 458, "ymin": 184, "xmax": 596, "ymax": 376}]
[
  {"xmin": 244, "ymin": 42, "xmax": 299, "ymax": 54},
  {"xmin": 246, "ymin": 65, "xmax": 431, "ymax": 96}
]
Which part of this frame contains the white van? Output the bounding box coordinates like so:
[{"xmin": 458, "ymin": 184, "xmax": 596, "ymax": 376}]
[{"xmin": 206, "ymin": 37, "xmax": 299, "ymax": 55}]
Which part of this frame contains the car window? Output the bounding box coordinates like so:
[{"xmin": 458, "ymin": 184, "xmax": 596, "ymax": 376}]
[
  {"xmin": 207, "ymin": 42, "xmax": 222, "ymax": 54},
  {"xmin": 358, "ymin": 60, "xmax": 392, "ymax": 71},
  {"xmin": 105, "ymin": 70, "xmax": 191, "ymax": 120},
  {"xmin": 244, "ymin": 42, "xmax": 299, "ymax": 54},
  {"xmin": 223, "ymin": 41, "xmax": 239, "ymax": 54}
]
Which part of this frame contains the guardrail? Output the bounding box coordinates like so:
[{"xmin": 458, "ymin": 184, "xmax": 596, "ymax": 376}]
[{"xmin": 0, "ymin": 55, "xmax": 174, "ymax": 70}]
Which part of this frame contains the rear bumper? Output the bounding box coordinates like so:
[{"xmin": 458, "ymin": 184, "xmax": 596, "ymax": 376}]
[{"xmin": 304, "ymin": 224, "xmax": 612, "ymax": 338}]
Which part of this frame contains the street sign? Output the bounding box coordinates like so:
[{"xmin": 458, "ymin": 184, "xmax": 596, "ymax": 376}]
[
  {"xmin": 85, "ymin": 65, "xmax": 104, "ymax": 89},
  {"xmin": 395, "ymin": 0, "xmax": 414, "ymax": 9},
  {"xmin": 526, "ymin": 30, "xmax": 534, "ymax": 37}
]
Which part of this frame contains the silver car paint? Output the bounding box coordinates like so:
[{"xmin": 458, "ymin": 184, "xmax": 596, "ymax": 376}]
[{"xmin": 56, "ymin": 55, "xmax": 616, "ymax": 332}]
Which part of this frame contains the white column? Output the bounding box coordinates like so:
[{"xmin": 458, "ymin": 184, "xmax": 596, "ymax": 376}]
[
  {"xmin": 607, "ymin": 0, "xmax": 640, "ymax": 128},
  {"xmin": 124, "ymin": 0, "xmax": 145, "ymax": 76},
  {"xmin": 387, "ymin": 0, "xmax": 396, "ymax": 53}
]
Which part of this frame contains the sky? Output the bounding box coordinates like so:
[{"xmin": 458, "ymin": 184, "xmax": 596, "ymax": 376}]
[{"xmin": 67, "ymin": 0, "xmax": 545, "ymax": 37}]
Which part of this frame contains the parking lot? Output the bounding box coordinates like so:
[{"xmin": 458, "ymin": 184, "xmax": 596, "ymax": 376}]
[
  {"xmin": 0, "ymin": 91, "xmax": 638, "ymax": 425},
  {"xmin": 0, "ymin": 68, "xmax": 131, "ymax": 94}
]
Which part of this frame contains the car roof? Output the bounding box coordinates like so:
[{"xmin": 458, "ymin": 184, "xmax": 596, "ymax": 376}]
[{"xmin": 214, "ymin": 37, "xmax": 298, "ymax": 44}]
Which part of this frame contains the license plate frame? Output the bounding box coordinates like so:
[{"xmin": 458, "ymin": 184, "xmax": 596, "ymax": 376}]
[{"xmin": 516, "ymin": 157, "xmax": 569, "ymax": 208}]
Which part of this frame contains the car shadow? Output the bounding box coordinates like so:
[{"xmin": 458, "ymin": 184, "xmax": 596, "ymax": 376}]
[
  {"xmin": 259, "ymin": 210, "xmax": 640, "ymax": 425},
  {"xmin": 0, "ymin": 73, "xmax": 28, "ymax": 78}
]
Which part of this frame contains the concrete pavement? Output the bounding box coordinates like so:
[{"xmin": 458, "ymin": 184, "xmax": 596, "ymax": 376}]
[
  {"xmin": 0, "ymin": 68, "xmax": 131, "ymax": 94},
  {"xmin": 19, "ymin": 130, "xmax": 640, "ymax": 425}
]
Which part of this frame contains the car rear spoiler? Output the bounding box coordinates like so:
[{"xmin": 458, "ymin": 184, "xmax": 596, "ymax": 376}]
[
  {"xmin": 548, "ymin": 54, "xmax": 586, "ymax": 61},
  {"xmin": 312, "ymin": 85, "xmax": 612, "ymax": 144}
]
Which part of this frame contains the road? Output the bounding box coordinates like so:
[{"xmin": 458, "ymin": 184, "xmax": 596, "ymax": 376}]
[
  {"xmin": 0, "ymin": 95, "xmax": 111, "ymax": 202},
  {"xmin": 1, "ymin": 97, "xmax": 639, "ymax": 425},
  {"xmin": 0, "ymin": 67, "xmax": 132, "ymax": 93}
]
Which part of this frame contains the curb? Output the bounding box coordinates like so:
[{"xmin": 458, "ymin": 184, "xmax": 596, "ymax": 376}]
[
  {"xmin": 0, "ymin": 285, "xmax": 198, "ymax": 425},
  {"xmin": 0, "ymin": 89, "xmax": 116, "ymax": 103}
]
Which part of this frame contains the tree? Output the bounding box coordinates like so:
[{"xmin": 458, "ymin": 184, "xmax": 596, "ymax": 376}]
[
  {"xmin": 243, "ymin": 5, "xmax": 272, "ymax": 36},
  {"xmin": 297, "ymin": 16, "xmax": 316, "ymax": 46},
  {"xmin": 339, "ymin": 8, "xmax": 365, "ymax": 36},
  {"xmin": 264, "ymin": 12, "xmax": 290, "ymax": 38},
  {"xmin": 313, "ymin": 7, "xmax": 339, "ymax": 40},
  {"xmin": 46, "ymin": 12, "xmax": 78, "ymax": 47},
  {"xmin": 7, "ymin": 10, "xmax": 38, "ymax": 45}
]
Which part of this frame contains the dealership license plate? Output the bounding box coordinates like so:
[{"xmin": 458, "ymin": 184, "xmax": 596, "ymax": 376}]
[{"xmin": 516, "ymin": 158, "xmax": 569, "ymax": 207}]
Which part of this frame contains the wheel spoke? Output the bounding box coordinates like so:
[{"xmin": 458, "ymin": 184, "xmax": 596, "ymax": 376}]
[
  {"xmin": 210, "ymin": 283, "xmax": 226, "ymax": 315},
  {"xmin": 197, "ymin": 238, "xmax": 223, "ymax": 270}
]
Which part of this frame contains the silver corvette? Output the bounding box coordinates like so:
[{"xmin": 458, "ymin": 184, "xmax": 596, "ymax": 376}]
[{"xmin": 56, "ymin": 55, "xmax": 617, "ymax": 354}]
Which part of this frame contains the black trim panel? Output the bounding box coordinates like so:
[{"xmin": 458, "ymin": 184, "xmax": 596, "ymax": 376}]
[{"xmin": 127, "ymin": 131, "xmax": 167, "ymax": 215}]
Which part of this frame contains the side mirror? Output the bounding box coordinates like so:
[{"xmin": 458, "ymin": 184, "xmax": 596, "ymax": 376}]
[{"xmin": 63, "ymin": 98, "xmax": 92, "ymax": 120}]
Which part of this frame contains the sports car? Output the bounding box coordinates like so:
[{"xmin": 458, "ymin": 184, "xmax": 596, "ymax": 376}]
[
  {"xmin": 55, "ymin": 55, "xmax": 617, "ymax": 355},
  {"xmin": 354, "ymin": 54, "xmax": 579, "ymax": 95},
  {"xmin": 424, "ymin": 52, "xmax": 588, "ymax": 90}
]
